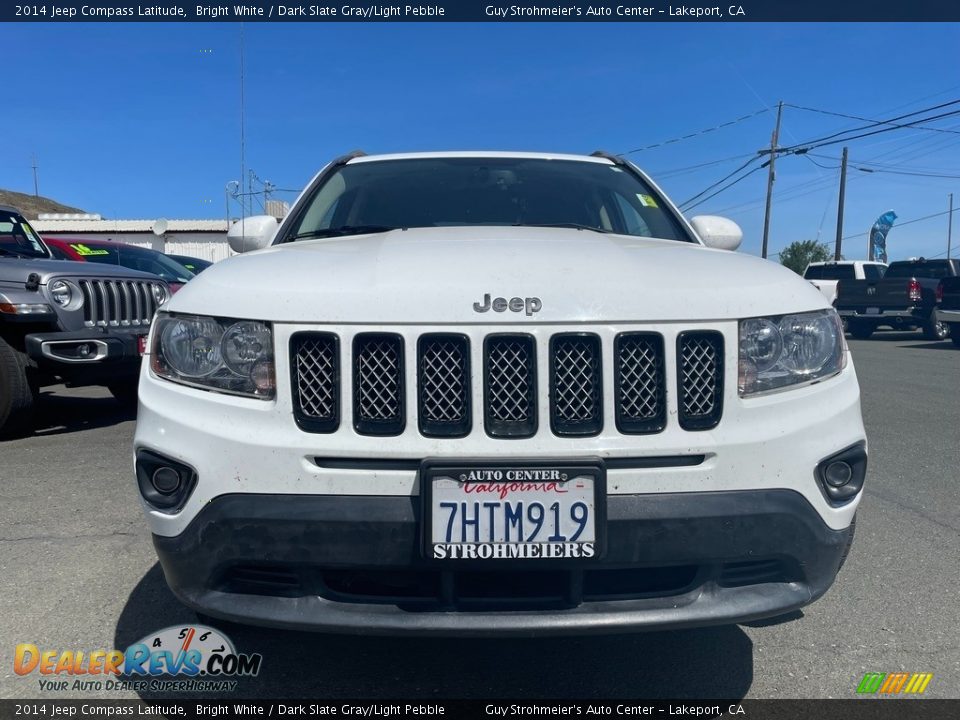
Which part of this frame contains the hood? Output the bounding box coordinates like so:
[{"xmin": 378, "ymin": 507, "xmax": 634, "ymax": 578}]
[
  {"xmin": 167, "ymin": 226, "xmax": 828, "ymax": 323},
  {"xmin": 0, "ymin": 257, "xmax": 161, "ymax": 285}
]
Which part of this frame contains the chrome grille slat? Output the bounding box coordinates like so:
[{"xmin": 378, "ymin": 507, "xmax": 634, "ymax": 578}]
[
  {"xmin": 550, "ymin": 334, "xmax": 603, "ymax": 436},
  {"xmin": 418, "ymin": 334, "xmax": 470, "ymax": 437},
  {"xmin": 615, "ymin": 333, "xmax": 666, "ymax": 434},
  {"xmin": 353, "ymin": 334, "xmax": 405, "ymax": 436},
  {"xmin": 677, "ymin": 332, "xmax": 724, "ymax": 431},
  {"xmin": 484, "ymin": 335, "xmax": 537, "ymax": 438},
  {"xmin": 290, "ymin": 333, "xmax": 339, "ymax": 432}
]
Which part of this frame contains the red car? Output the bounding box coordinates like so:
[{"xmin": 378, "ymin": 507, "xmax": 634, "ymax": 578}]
[{"xmin": 44, "ymin": 237, "xmax": 194, "ymax": 293}]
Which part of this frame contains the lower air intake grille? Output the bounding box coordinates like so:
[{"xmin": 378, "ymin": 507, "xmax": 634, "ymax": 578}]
[
  {"xmin": 290, "ymin": 332, "xmax": 340, "ymax": 433},
  {"xmin": 677, "ymin": 331, "xmax": 724, "ymax": 431},
  {"xmin": 353, "ymin": 333, "xmax": 405, "ymax": 436},
  {"xmin": 550, "ymin": 333, "xmax": 603, "ymax": 436},
  {"xmin": 615, "ymin": 333, "xmax": 666, "ymax": 434},
  {"xmin": 418, "ymin": 334, "xmax": 471, "ymax": 437},
  {"xmin": 484, "ymin": 335, "xmax": 537, "ymax": 438}
]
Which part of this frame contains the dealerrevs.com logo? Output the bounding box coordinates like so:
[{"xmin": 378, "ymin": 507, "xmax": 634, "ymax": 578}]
[{"xmin": 14, "ymin": 625, "xmax": 262, "ymax": 693}]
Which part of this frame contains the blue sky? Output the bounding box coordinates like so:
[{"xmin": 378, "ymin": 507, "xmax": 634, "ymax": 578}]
[{"xmin": 3, "ymin": 22, "xmax": 960, "ymax": 261}]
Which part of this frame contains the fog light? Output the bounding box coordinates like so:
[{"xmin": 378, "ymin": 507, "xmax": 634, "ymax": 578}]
[
  {"xmin": 151, "ymin": 467, "xmax": 181, "ymax": 494},
  {"xmin": 78, "ymin": 344, "xmax": 92, "ymax": 358},
  {"xmin": 816, "ymin": 442, "xmax": 867, "ymax": 505},
  {"xmin": 824, "ymin": 461, "xmax": 853, "ymax": 487},
  {"xmin": 135, "ymin": 449, "xmax": 197, "ymax": 512}
]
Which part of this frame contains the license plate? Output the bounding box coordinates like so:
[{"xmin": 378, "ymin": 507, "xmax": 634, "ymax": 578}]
[
  {"xmin": 866, "ymin": 307, "xmax": 880, "ymax": 314},
  {"xmin": 137, "ymin": 335, "xmax": 148, "ymax": 355},
  {"xmin": 422, "ymin": 460, "xmax": 605, "ymax": 561}
]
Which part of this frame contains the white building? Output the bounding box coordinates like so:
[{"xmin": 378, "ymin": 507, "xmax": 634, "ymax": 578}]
[{"xmin": 32, "ymin": 215, "xmax": 233, "ymax": 262}]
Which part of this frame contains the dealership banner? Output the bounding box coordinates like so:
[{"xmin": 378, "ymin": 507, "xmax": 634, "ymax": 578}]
[
  {"xmin": 5, "ymin": 1, "xmax": 960, "ymax": 22},
  {"xmin": 1, "ymin": 700, "xmax": 959, "ymax": 719},
  {"xmin": 869, "ymin": 210, "xmax": 897, "ymax": 263}
]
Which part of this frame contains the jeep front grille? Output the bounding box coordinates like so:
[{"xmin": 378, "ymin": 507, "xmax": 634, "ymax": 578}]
[
  {"xmin": 550, "ymin": 333, "xmax": 603, "ymax": 437},
  {"xmin": 677, "ymin": 331, "xmax": 724, "ymax": 431},
  {"xmin": 79, "ymin": 279, "xmax": 161, "ymax": 327},
  {"xmin": 290, "ymin": 329, "xmax": 724, "ymax": 437},
  {"xmin": 418, "ymin": 334, "xmax": 471, "ymax": 437},
  {"xmin": 353, "ymin": 333, "xmax": 405, "ymax": 436},
  {"xmin": 290, "ymin": 332, "xmax": 340, "ymax": 433},
  {"xmin": 484, "ymin": 334, "xmax": 537, "ymax": 438}
]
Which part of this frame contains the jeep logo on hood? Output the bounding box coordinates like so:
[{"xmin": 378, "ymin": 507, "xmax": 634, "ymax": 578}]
[{"xmin": 473, "ymin": 293, "xmax": 542, "ymax": 317}]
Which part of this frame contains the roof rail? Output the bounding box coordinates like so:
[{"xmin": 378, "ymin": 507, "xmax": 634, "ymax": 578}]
[{"xmin": 590, "ymin": 150, "xmax": 626, "ymax": 165}]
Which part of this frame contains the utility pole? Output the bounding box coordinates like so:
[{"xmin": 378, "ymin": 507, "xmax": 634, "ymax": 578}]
[
  {"xmin": 834, "ymin": 147, "xmax": 848, "ymax": 261},
  {"xmin": 31, "ymin": 154, "xmax": 39, "ymax": 197},
  {"xmin": 949, "ymin": 192, "xmax": 954, "ymax": 260},
  {"xmin": 761, "ymin": 101, "xmax": 783, "ymax": 259}
]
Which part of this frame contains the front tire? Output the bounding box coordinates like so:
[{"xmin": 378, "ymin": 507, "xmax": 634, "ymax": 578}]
[
  {"xmin": 0, "ymin": 336, "xmax": 37, "ymax": 437},
  {"xmin": 848, "ymin": 320, "xmax": 875, "ymax": 340},
  {"xmin": 107, "ymin": 382, "xmax": 139, "ymax": 408},
  {"xmin": 922, "ymin": 312, "xmax": 949, "ymax": 341},
  {"xmin": 949, "ymin": 325, "xmax": 960, "ymax": 347}
]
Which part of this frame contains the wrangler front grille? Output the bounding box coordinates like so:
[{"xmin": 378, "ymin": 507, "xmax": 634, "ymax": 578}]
[{"xmin": 78, "ymin": 279, "xmax": 162, "ymax": 327}]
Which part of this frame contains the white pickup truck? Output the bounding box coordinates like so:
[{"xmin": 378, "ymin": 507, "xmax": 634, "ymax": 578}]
[
  {"xmin": 804, "ymin": 260, "xmax": 887, "ymax": 305},
  {"xmin": 134, "ymin": 151, "xmax": 866, "ymax": 635}
]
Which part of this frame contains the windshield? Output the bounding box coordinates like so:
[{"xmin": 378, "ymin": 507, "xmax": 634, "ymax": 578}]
[
  {"xmin": 885, "ymin": 261, "xmax": 955, "ymax": 280},
  {"xmin": 804, "ymin": 265, "xmax": 856, "ymax": 280},
  {"xmin": 67, "ymin": 243, "xmax": 195, "ymax": 283},
  {"xmin": 0, "ymin": 213, "xmax": 50, "ymax": 258},
  {"xmin": 282, "ymin": 157, "xmax": 692, "ymax": 242}
]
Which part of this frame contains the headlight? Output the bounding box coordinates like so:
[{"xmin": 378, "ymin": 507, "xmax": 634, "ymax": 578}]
[
  {"xmin": 151, "ymin": 284, "xmax": 170, "ymax": 305},
  {"xmin": 49, "ymin": 279, "xmax": 82, "ymax": 310},
  {"xmin": 738, "ymin": 309, "xmax": 846, "ymax": 396},
  {"xmin": 151, "ymin": 314, "xmax": 275, "ymax": 399}
]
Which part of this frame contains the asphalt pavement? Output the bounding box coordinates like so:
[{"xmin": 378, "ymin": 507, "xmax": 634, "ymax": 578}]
[{"xmin": 1, "ymin": 331, "xmax": 958, "ymax": 700}]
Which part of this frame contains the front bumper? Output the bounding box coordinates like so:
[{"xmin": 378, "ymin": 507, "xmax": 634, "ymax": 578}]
[
  {"xmin": 25, "ymin": 328, "xmax": 145, "ymax": 382},
  {"xmin": 153, "ymin": 489, "xmax": 855, "ymax": 636}
]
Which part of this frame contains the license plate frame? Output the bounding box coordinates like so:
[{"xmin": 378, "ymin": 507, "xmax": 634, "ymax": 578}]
[{"xmin": 420, "ymin": 458, "xmax": 606, "ymax": 563}]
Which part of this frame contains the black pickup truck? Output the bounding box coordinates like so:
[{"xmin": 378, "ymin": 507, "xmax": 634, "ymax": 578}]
[
  {"xmin": 835, "ymin": 258, "xmax": 960, "ymax": 340},
  {"xmin": 936, "ymin": 275, "xmax": 960, "ymax": 347}
]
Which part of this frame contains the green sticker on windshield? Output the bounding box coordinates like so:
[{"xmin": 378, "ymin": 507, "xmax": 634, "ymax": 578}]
[
  {"xmin": 637, "ymin": 194, "xmax": 659, "ymax": 208},
  {"xmin": 71, "ymin": 243, "xmax": 110, "ymax": 256}
]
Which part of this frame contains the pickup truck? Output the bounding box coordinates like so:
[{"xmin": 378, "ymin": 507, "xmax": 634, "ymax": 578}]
[
  {"xmin": 134, "ymin": 150, "xmax": 866, "ymax": 636},
  {"xmin": 936, "ymin": 276, "xmax": 960, "ymax": 347},
  {"xmin": 0, "ymin": 205, "xmax": 169, "ymax": 435},
  {"xmin": 803, "ymin": 260, "xmax": 887, "ymax": 305},
  {"xmin": 834, "ymin": 258, "xmax": 960, "ymax": 340}
]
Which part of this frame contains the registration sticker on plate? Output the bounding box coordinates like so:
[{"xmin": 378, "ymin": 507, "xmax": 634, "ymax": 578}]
[{"xmin": 422, "ymin": 460, "xmax": 605, "ymax": 561}]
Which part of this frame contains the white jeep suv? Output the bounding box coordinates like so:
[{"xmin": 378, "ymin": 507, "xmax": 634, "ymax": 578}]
[{"xmin": 134, "ymin": 151, "xmax": 866, "ymax": 635}]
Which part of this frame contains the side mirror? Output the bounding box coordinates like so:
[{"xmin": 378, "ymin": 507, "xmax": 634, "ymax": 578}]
[
  {"xmin": 689, "ymin": 215, "xmax": 743, "ymax": 251},
  {"xmin": 227, "ymin": 215, "xmax": 279, "ymax": 253}
]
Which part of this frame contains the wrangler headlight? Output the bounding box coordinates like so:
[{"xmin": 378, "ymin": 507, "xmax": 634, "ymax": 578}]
[
  {"xmin": 738, "ymin": 309, "xmax": 846, "ymax": 396},
  {"xmin": 151, "ymin": 314, "xmax": 275, "ymax": 399},
  {"xmin": 49, "ymin": 279, "xmax": 83, "ymax": 310}
]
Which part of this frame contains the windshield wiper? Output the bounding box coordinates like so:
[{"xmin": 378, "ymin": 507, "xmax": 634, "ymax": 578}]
[
  {"xmin": 0, "ymin": 247, "xmax": 38, "ymax": 258},
  {"xmin": 513, "ymin": 222, "xmax": 611, "ymax": 234},
  {"xmin": 290, "ymin": 225, "xmax": 399, "ymax": 241}
]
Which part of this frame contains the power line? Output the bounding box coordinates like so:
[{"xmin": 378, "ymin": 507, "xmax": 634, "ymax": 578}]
[
  {"xmin": 784, "ymin": 102, "xmax": 960, "ymax": 135},
  {"xmin": 776, "ymin": 98, "xmax": 960, "ymax": 154},
  {"xmin": 619, "ymin": 109, "xmax": 768, "ymax": 155},
  {"xmin": 682, "ymin": 166, "xmax": 767, "ymax": 212},
  {"xmin": 678, "ymin": 155, "xmax": 764, "ymax": 209}
]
